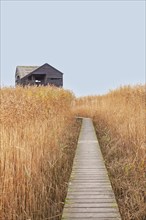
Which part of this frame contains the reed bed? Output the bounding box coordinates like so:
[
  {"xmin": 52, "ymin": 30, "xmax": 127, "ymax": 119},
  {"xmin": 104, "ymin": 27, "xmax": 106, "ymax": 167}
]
[
  {"xmin": 1, "ymin": 86, "xmax": 80, "ymax": 220},
  {"xmin": 74, "ymin": 85, "xmax": 146, "ymax": 220}
]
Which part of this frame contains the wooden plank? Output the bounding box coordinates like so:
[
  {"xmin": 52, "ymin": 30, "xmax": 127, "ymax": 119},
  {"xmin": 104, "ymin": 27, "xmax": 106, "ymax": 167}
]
[
  {"xmin": 67, "ymin": 191, "xmax": 114, "ymax": 195},
  {"xmin": 68, "ymin": 189, "xmax": 113, "ymax": 193},
  {"xmin": 61, "ymin": 118, "xmax": 121, "ymax": 220},
  {"xmin": 64, "ymin": 198, "xmax": 116, "ymax": 203},
  {"xmin": 65, "ymin": 194, "xmax": 114, "ymax": 199},
  {"xmin": 63, "ymin": 207, "xmax": 119, "ymax": 213},
  {"xmin": 62, "ymin": 218, "xmax": 121, "ymax": 220},
  {"xmin": 64, "ymin": 203, "xmax": 118, "ymax": 208},
  {"xmin": 71, "ymin": 171, "xmax": 108, "ymax": 174},
  {"xmin": 68, "ymin": 188, "xmax": 114, "ymax": 193},
  {"xmin": 62, "ymin": 212, "xmax": 121, "ymax": 218},
  {"xmin": 69, "ymin": 184, "xmax": 112, "ymax": 188},
  {"xmin": 70, "ymin": 183, "xmax": 111, "ymax": 186},
  {"xmin": 64, "ymin": 198, "xmax": 116, "ymax": 204},
  {"xmin": 70, "ymin": 180, "xmax": 110, "ymax": 183}
]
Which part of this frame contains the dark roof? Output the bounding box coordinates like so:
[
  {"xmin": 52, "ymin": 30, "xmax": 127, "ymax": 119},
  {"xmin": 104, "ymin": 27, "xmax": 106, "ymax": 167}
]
[{"xmin": 16, "ymin": 63, "xmax": 63, "ymax": 80}]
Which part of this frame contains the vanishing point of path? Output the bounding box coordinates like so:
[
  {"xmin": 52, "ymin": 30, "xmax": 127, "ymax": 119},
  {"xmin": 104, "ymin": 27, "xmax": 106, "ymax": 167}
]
[{"xmin": 62, "ymin": 118, "xmax": 121, "ymax": 219}]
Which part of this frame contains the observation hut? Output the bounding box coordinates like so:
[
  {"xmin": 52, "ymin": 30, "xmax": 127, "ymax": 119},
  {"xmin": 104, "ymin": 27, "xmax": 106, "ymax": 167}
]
[{"xmin": 15, "ymin": 63, "xmax": 63, "ymax": 87}]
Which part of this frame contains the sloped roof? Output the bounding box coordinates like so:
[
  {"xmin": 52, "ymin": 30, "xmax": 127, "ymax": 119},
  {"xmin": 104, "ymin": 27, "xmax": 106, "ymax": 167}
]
[
  {"xmin": 16, "ymin": 66, "xmax": 39, "ymax": 79},
  {"xmin": 16, "ymin": 63, "xmax": 63, "ymax": 79}
]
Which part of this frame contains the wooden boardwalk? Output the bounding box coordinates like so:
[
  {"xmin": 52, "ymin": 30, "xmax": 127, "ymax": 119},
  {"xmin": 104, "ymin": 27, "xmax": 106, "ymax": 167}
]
[{"xmin": 62, "ymin": 118, "xmax": 121, "ymax": 219}]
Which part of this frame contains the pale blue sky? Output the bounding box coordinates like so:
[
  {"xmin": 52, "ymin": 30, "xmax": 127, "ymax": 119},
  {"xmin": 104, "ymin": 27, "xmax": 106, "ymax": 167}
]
[{"xmin": 1, "ymin": 0, "xmax": 145, "ymax": 96}]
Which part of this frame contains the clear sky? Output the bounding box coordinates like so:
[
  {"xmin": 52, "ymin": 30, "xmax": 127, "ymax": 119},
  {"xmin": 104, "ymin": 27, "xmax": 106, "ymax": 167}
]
[{"xmin": 1, "ymin": 0, "xmax": 145, "ymax": 96}]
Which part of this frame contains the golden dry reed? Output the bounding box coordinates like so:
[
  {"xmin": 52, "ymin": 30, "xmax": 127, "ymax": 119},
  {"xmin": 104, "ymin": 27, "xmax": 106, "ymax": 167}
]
[
  {"xmin": 1, "ymin": 86, "xmax": 80, "ymax": 220},
  {"xmin": 74, "ymin": 85, "xmax": 146, "ymax": 220}
]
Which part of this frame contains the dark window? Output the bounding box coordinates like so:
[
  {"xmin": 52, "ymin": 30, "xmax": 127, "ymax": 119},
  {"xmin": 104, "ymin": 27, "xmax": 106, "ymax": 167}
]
[
  {"xmin": 50, "ymin": 78, "xmax": 60, "ymax": 80},
  {"xmin": 16, "ymin": 75, "xmax": 20, "ymax": 82},
  {"xmin": 33, "ymin": 74, "xmax": 46, "ymax": 81},
  {"xmin": 27, "ymin": 74, "xmax": 47, "ymax": 85}
]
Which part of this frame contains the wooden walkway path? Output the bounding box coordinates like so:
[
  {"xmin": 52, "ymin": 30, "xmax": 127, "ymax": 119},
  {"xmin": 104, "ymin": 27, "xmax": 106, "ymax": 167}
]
[{"xmin": 62, "ymin": 118, "xmax": 121, "ymax": 219}]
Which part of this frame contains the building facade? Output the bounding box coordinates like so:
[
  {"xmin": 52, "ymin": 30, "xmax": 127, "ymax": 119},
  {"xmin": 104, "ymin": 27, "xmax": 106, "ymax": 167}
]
[{"xmin": 15, "ymin": 63, "xmax": 63, "ymax": 87}]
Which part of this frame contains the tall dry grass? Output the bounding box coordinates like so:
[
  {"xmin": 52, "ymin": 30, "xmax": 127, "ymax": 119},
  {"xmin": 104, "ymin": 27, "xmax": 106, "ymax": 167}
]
[
  {"xmin": 1, "ymin": 86, "xmax": 80, "ymax": 220},
  {"xmin": 74, "ymin": 85, "xmax": 146, "ymax": 220}
]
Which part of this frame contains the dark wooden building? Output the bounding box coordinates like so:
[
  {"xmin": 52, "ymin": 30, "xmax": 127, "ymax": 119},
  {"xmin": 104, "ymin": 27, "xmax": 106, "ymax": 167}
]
[{"xmin": 15, "ymin": 63, "xmax": 63, "ymax": 87}]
